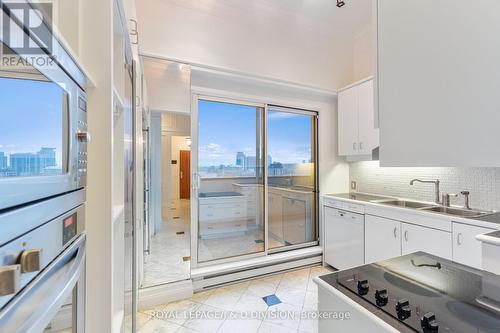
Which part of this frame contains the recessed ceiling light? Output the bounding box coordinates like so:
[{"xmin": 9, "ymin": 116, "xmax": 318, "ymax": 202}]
[{"xmin": 337, "ymin": 0, "xmax": 346, "ymax": 8}]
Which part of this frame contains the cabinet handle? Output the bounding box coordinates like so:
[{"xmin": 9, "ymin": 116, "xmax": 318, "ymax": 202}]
[
  {"xmin": 393, "ymin": 227, "xmax": 398, "ymax": 239},
  {"xmin": 360, "ymin": 142, "xmax": 364, "ymax": 150},
  {"xmin": 404, "ymin": 230, "xmax": 409, "ymax": 242},
  {"xmin": 457, "ymin": 233, "xmax": 463, "ymax": 245},
  {"xmin": 353, "ymin": 142, "xmax": 357, "ymax": 151}
]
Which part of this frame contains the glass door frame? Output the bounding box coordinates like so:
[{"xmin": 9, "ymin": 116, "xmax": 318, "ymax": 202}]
[
  {"xmin": 190, "ymin": 95, "xmax": 319, "ymax": 268},
  {"xmin": 265, "ymin": 105, "xmax": 319, "ymax": 255}
]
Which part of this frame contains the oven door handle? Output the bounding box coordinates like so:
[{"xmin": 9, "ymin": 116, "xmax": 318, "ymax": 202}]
[{"xmin": 0, "ymin": 234, "xmax": 86, "ymax": 333}]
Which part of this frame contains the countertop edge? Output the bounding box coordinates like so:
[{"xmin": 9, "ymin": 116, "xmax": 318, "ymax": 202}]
[{"xmin": 322, "ymin": 193, "xmax": 500, "ymax": 230}]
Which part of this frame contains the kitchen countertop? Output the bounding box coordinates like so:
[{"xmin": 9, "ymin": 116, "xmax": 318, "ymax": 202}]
[
  {"xmin": 199, "ymin": 191, "xmax": 243, "ymax": 198},
  {"xmin": 324, "ymin": 192, "xmax": 500, "ymax": 229}
]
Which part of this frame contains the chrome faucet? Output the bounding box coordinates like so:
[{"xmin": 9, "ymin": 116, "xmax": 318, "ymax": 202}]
[
  {"xmin": 442, "ymin": 193, "xmax": 458, "ymax": 207},
  {"xmin": 410, "ymin": 179, "xmax": 441, "ymax": 204},
  {"xmin": 460, "ymin": 191, "xmax": 471, "ymax": 210}
]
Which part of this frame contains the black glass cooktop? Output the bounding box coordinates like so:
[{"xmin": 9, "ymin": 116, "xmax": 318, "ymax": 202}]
[{"xmin": 320, "ymin": 252, "xmax": 500, "ymax": 333}]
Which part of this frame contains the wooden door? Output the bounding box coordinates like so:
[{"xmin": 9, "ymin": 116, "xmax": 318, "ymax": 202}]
[{"xmin": 179, "ymin": 150, "xmax": 191, "ymax": 199}]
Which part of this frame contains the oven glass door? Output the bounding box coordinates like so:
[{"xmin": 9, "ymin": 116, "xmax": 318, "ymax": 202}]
[
  {"xmin": 0, "ymin": 41, "xmax": 79, "ymax": 211},
  {"xmin": 0, "ymin": 68, "xmax": 68, "ymax": 178}
]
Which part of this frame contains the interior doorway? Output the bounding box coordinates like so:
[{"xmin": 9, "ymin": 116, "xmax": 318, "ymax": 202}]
[
  {"xmin": 180, "ymin": 150, "xmax": 191, "ymax": 199},
  {"xmin": 140, "ymin": 113, "xmax": 192, "ymax": 288}
]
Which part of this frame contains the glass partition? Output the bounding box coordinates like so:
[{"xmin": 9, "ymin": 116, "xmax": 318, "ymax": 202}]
[
  {"xmin": 197, "ymin": 99, "xmax": 265, "ymax": 262},
  {"xmin": 266, "ymin": 107, "xmax": 317, "ymax": 251}
]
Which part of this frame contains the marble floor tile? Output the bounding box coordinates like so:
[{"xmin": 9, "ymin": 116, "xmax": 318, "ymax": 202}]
[
  {"xmin": 137, "ymin": 265, "xmax": 328, "ymax": 333},
  {"xmin": 258, "ymin": 321, "xmax": 298, "ymax": 333},
  {"xmin": 218, "ymin": 319, "xmax": 263, "ymax": 333},
  {"xmin": 263, "ymin": 302, "xmax": 302, "ymax": 330},
  {"xmin": 142, "ymin": 200, "xmax": 191, "ymax": 288},
  {"xmin": 181, "ymin": 304, "xmax": 225, "ymax": 333},
  {"xmin": 137, "ymin": 319, "xmax": 182, "ymax": 333},
  {"xmin": 203, "ymin": 288, "xmax": 243, "ymax": 311}
]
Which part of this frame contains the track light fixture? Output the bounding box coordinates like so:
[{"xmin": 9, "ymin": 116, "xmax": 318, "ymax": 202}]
[{"xmin": 336, "ymin": 0, "xmax": 346, "ymax": 8}]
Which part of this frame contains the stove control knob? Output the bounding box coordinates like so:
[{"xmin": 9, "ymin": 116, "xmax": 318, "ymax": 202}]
[
  {"xmin": 375, "ymin": 288, "xmax": 388, "ymax": 306},
  {"xmin": 421, "ymin": 312, "xmax": 439, "ymax": 331},
  {"xmin": 396, "ymin": 299, "xmax": 411, "ymax": 319},
  {"xmin": 357, "ymin": 279, "xmax": 369, "ymax": 295}
]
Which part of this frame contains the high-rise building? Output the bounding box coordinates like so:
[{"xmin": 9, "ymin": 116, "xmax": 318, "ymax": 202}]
[
  {"xmin": 245, "ymin": 156, "xmax": 256, "ymax": 170},
  {"xmin": 0, "ymin": 152, "xmax": 7, "ymax": 170},
  {"xmin": 236, "ymin": 152, "xmax": 246, "ymax": 167},
  {"xmin": 37, "ymin": 147, "xmax": 57, "ymax": 171},
  {"xmin": 11, "ymin": 153, "xmax": 38, "ymax": 176}
]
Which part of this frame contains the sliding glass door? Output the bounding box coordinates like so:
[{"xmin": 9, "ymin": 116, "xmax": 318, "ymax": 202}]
[
  {"xmin": 267, "ymin": 106, "xmax": 317, "ymax": 251},
  {"xmin": 196, "ymin": 99, "xmax": 265, "ymax": 263},
  {"xmin": 193, "ymin": 97, "xmax": 318, "ymax": 265}
]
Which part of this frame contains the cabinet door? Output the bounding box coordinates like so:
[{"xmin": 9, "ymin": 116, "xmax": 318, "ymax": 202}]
[
  {"xmin": 338, "ymin": 86, "xmax": 359, "ymax": 156},
  {"xmin": 365, "ymin": 215, "xmax": 401, "ymax": 264},
  {"xmin": 357, "ymin": 80, "xmax": 379, "ymax": 155},
  {"xmin": 283, "ymin": 197, "xmax": 306, "ymax": 245},
  {"xmin": 377, "ymin": 1, "xmax": 500, "ymax": 166},
  {"xmin": 269, "ymin": 192, "xmax": 283, "ymax": 241},
  {"xmin": 402, "ymin": 223, "xmax": 452, "ymax": 259},
  {"xmin": 453, "ymin": 223, "xmax": 494, "ymax": 269},
  {"xmin": 324, "ymin": 207, "xmax": 364, "ymax": 270}
]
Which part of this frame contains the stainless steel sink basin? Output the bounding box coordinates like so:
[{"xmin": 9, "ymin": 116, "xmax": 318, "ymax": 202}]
[
  {"xmin": 421, "ymin": 206, "xmax": 491, "ymax": 218},
  {"xmin": 378, "ymin": 200, "xmax": 435, "ymax": 209}
]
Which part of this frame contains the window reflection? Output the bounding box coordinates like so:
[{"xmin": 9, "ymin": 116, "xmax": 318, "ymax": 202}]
[{"xmin": 0, "ymin": 76, "xmax": 65, "ymax": 178}]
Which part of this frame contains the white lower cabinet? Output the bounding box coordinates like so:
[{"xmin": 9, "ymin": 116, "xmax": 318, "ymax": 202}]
[
  {"xmin": 452, "ymin": 222, "xmax": 494, "ymax": 269},
  {"xmin": 365, "ymin": 215, "xmax": 401, "ymax": 264},
  {"xmin": 402, "ymin": 223, "xmax": 452, "ymax": 260}
]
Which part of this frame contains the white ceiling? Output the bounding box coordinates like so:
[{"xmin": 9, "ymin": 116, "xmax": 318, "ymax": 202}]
[
  {"xmin": 155, "ymin": 0, "xmax": 372, "ymax": 38},
  {"xmin": 137, "ymin": 0, "xmax": 372, "ymax": 90}
]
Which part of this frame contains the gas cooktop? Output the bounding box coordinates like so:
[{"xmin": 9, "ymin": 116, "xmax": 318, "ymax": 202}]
[{"xmin": 319, "ymin": 252, "xmax": 500, "ymax": 333}]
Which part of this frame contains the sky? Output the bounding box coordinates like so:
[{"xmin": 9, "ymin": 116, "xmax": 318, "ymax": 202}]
[
  {"xmin": 0, "ymin": 77, "xmax": 64, "ymax": 167},
  {"xmin": 198, "ymin": 100, "xmax": 312, "ymax": 167}
]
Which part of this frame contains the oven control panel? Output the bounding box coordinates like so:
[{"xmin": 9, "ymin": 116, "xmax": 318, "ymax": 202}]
[{"xmin": 76, "ymin": 92, "xmax": 88, "ymax": 188}]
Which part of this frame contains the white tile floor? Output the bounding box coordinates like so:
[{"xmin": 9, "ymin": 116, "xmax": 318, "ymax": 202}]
[
  {"xmin": 138, "ymin": 265, "xmax": 335, "ymax": 333},
  {"xmin": 142, "ymin": 200, "xmax": 192, "ymax": 287},
  {"xmin": 142, "ymin": 199, "xmax": 288, "ymax": 287}
]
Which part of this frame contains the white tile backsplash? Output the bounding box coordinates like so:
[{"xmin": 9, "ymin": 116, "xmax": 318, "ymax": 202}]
[{"xmin": 349, "ymin": 161, "xmax": 500, "ymax": 211}]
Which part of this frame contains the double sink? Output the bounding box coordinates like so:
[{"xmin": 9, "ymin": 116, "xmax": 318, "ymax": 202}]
[{"xmin": 373, "ymin": 199, "xmax": 492, "ymax": 218}]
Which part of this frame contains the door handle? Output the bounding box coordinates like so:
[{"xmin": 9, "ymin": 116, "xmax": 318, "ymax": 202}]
[
  {"xmin": 180, "ymin": 171, "xmax": 183, "ymax": 179},
  {"xmin": 404, "ymin": 230, "xmax": 409, "ymax": 242}
]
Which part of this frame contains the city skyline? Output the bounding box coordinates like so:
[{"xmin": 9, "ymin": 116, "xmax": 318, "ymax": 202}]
[
  {"xmin": 198, "ymin": 100, "xmax": 313, "ymax": 169},
  {"xmin": 0, "ymin": 147, "xmax": 61, "ymax": 177},
  {"xmin": 0, "ymin": 76, "xmax": 64, "ymax": 168}
]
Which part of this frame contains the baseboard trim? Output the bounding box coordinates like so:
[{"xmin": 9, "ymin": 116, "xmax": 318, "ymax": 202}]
[
  {"xmin": 138, "ymin": 280, "xmax": 193, "ymax": 310},
  {"xmin": 192, "ymin": 255, "xmax": 322, "ymax": 291}
]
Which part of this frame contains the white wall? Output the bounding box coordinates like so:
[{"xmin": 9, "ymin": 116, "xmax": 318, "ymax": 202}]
[
  {"xmin": 136, "ymin": 0, "xmax": 372, "ymax": 91},
  {"xmin": 352, "ymin": 25, "xmax": 374, "ymax": 81}
]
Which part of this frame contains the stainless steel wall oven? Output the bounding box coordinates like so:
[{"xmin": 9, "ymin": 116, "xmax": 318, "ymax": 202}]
[
  {"xmin": 0, "ymin": 1, "xmax": 89, "ymax": 212},
  {"xmin": 0, "ymin": 2, "xmax": 88, "ymax": 332}
]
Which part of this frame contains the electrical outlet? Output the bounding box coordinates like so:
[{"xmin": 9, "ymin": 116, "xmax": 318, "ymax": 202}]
[{"xmin": 351, "ymin": 181, "xmax": 357, "ymax": 190}]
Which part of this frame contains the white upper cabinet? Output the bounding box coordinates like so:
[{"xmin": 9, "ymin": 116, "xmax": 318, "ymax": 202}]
[
  {"xmin": 338, "ymin": 83, "xmax": 359, "ymax": 156},
  {"xmin": 338, "ymin": 78, "xmax": 379, "ymax": 157},
  {"xmin": 376, "ymin": 0, "xmax": 500, "ymax": 166}
]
